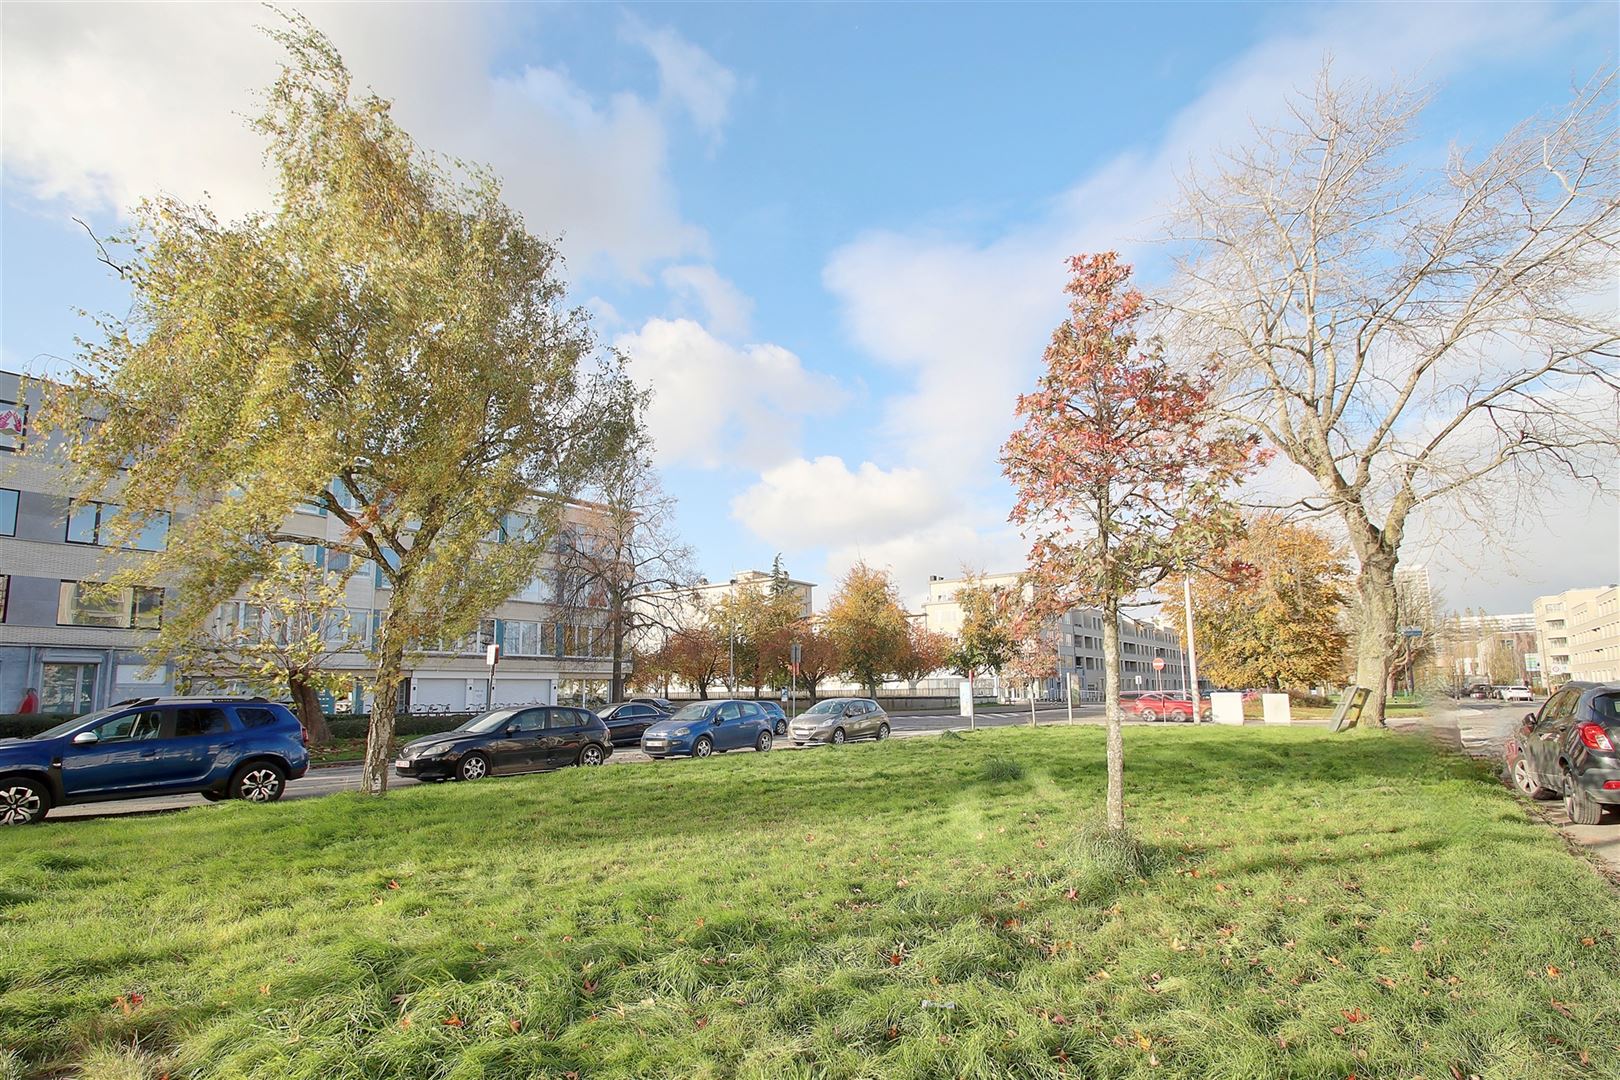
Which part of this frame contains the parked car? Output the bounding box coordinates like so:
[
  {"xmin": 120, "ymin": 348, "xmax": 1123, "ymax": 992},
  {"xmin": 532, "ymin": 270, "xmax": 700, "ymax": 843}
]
[
  {"xmin": 596, "ymin": 701, "xmax": 670, "ymax": 747},
  {"xmin": 629, "ymin": 697, "xmax": 674, "ymax": 712},
  {"xmin": 0, "ymin": 697, "xmax": 310, "ymax": 825},
  {"xmin": 758, "ymin": 700, "xmax": 789, "ymax": 735},
  {"xmin": 1497, "ymin": 685, "xmax": 1534, "ymax": 702},
  {"xmin": 789, "ymin": 698, "xmax": 891, "ymax": 745},
  {"xmin": 1126, "ymin": 692, "xmax": 1210, "ymax": 723},
  {"xmin": 640, "ymin": 700, "xmax": 775, "ymax": 758},
  {"xmin": 1503, "ymin": 681, "xmax": 1619, "ymax": 825},
  {"xmin": 395, "ymin": 705, "xmax": 611, "ymax": 781},
  {"xmin": 1469, "ymin": 685, "xmax": 1498, "ymax": 700}
]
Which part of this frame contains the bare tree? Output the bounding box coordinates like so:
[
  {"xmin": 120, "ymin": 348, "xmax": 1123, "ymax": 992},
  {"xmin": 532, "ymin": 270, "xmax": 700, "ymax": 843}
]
[
  {"xmin": 1169, "ymin": 69, "xmax": 1620, "ymax": 725},
  {"xmin": 554, "ymin": 453, "xmax": 694, "ymax": 702}
]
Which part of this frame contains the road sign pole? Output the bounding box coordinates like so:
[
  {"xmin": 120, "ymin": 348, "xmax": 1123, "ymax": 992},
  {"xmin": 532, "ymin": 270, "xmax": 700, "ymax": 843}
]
[{"xmin": 1183, "ymin": 578, "xmax": 1202, "ymax": 723}]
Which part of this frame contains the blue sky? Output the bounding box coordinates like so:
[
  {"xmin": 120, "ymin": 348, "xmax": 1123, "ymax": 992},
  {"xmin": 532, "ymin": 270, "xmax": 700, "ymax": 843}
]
[{"xmin": 3, "ymin": 1, "xmax": 1616, "ymax": 612}]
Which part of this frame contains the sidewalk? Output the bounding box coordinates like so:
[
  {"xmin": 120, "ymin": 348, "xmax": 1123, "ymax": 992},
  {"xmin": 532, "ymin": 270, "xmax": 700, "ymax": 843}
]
[{"xmin": 1400, "ymin": 700, "xmax": 1620, "ymax": 884}]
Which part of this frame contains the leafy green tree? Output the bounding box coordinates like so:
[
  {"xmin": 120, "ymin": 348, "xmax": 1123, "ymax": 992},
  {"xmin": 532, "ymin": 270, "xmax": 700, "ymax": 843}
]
[
  {"xmin": 947, "ymin": 575, "xmax": 1018, "ymax": 687},
  {"xmin": 894, "ymin": 624, "xmax": 953, "ymax": 692},
  {"xmin": 824, "ymin": 562, "xmax": 909, "ymax": 698},
  {"xmin": 1163, "ymin": 514, "xmax": 1349, "ymax": 692},
  {"xmin": 711, "ymin": 579, "xmax": 802, "ymax": 697},
  {"xmin": 32, "ymin": 16, "xmax": 637, "ymax": 794}
]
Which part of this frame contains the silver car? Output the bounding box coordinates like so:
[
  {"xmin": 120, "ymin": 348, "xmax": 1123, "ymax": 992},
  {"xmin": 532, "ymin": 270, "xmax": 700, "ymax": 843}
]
[{"xmin": 789, "ymin": 698, "xmax": 890, "ymax": 745}]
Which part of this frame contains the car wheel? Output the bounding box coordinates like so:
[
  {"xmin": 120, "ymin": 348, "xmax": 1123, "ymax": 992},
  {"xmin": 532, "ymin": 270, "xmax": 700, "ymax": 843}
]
[
  {"xmin": 1565, "ymin": 781, "xmax": 1605, "ymax": 826},
  {"xmin": 457, "ymin": 753, "xmax": 491, "ymax": 782},
  {"xmin": 578, "ymin": 744, "xmax": 605, "ymax": 767},
  {"xmin": 775, "ymin": 719, "xmax": 788, "ymax": 736},
  {"xmin": 1512, "ymin": 756, "xmax": 1555, "ymax": 800},
  {"xmin": 232, "ymin": 762, "xmax": 286, "ymax": 803},
  {"xmin": 876, "ymin": 722, "xmax": 890, "ymax": 741},
  {"xmin": 831, "ymin": 727, "xmax": 847, "ymax": 745},
  {"xmin": 693, "ymin": 736, "xmax": 714, "ymax": 758},
  {"xmin": 0, "ymin": 778, "xmax": 49, "ymax": 825},
  {"xmin": 1140, "ymin": 709, "xmax": 1158, "ymax": 723},
  {"xmin": 756, "ymin": 730, "xmax": 773, "ymax": 752}
]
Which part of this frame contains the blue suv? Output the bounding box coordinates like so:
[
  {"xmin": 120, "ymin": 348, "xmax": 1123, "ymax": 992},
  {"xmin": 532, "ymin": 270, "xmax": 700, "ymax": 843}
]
[{"xmin": 0, "ymin": 697, "xmax": 310, "ymax": 825}]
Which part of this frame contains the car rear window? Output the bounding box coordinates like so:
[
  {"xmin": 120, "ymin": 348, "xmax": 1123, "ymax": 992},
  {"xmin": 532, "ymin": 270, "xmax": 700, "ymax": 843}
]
[
  {"xmin": 1593, "ymin": 693, "xmax": 1620, "ymax": 721},
  {"xmin": 234, "ymin": 706, "xmax": 284, "ymax": 729}
]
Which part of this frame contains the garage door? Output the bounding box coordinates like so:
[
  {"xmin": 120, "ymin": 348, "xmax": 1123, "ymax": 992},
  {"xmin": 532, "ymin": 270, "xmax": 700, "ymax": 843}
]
[
  {"xmin": 492, "ymin": 678, "xmax": 552, "ymax": 708},
  {"xmin": 410, "ymin": 676, "xmax": 468, "ymax": 712}
]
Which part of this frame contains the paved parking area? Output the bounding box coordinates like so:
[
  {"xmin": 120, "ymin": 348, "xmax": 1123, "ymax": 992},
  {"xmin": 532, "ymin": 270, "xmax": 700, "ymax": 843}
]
[{"xmin": 44, "ymin": 703, "xmax": 1103, "ymax": 822}]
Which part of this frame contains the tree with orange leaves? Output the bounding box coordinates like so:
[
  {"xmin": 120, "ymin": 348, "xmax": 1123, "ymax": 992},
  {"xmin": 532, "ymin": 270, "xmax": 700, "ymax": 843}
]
[{"xmin": 1002, "ymin": 252, "xmax": 1265, "ymax": 829}]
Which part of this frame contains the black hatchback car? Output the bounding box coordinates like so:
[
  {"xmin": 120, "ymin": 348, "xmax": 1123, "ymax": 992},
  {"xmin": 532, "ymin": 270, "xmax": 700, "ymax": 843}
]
[
  {"xmin": 596, "ymin": 701, "xmax": 670, "ymax": 747},
  {"xmin": 395, "ymin": 705, "xmax": 612, "ymax": 782},
  {"xmin": 1505, "ymin": 681, "xmax": 1620, "ymax": 825}
]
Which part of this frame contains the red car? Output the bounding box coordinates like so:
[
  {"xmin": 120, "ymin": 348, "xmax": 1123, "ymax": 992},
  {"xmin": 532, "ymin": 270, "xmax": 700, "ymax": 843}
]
[{"xmin": 1126, "ymin": 692, "xmax": 1211, "ymax": 723}]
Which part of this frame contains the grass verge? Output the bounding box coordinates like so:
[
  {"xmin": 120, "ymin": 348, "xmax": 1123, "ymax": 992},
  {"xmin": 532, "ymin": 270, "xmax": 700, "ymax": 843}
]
[{"xmin": 1, "ymin": 726, "xmax": 1616, "ymax": 1079}]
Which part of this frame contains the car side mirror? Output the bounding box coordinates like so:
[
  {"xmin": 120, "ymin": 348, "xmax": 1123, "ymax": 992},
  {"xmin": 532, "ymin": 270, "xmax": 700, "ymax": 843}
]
[
  {"xmin": 72, "ymin": 730, "xmax": 99, "ymax": 746},
  {"xmin": 1523, "ymin": 713, "xmax": 1536, "ymax": 728}
]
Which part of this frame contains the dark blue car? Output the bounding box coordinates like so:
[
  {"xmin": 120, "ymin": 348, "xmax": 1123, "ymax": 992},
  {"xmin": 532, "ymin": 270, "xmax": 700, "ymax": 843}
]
[
  {"xmin": 639, "ymin": 699, "xmax": 774, "ymax": 759},
  {"xmin": 0, "ymin": 697, "xmax": 310, "ymax": 825}
]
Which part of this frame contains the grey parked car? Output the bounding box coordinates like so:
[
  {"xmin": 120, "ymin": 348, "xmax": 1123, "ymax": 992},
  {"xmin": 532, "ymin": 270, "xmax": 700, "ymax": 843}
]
[{"xmin": 789, "ymin": 698, "xmax": 890, "ymax": 745}]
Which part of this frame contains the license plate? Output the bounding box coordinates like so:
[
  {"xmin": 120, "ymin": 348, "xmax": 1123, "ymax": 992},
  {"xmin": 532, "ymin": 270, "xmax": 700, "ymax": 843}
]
[{"xmin": 394, "ymin": 758, "xmax": 409, "ymax": 769}]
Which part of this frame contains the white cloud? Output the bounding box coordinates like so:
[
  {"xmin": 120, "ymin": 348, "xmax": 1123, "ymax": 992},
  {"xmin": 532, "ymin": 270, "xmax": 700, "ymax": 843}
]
[
  {"xmin": 615, "ymin": 318, "xmax": 844, "ymax": 469},
  {"xmin": 0, "ymin": 4, "xmax": 724, "ymax": 278},
  {"xmin": 623, "ymin": 16, "xmax": 738, "ymax": 147},
  {"xmin": 733, "ymin": 457, "xmax": 950, "ymax": 549},
  {"xmin": 661, "ymin": 264, "xmax": 754, "ymax": 339},
  {"xmin": 820, "ymin": 522, "xmax": 1029, "ymax": 612},
  {"xmin": 814, "ymin": 0, "xmax": 1607, "ymax": 603}
]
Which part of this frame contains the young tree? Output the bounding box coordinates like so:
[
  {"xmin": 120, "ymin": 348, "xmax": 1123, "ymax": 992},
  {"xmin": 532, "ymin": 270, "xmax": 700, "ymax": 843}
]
[
  {"xmin": 156, "ymin": 548, "xmax": 364, "ymax": 744},
  {"xmin": 894, "ymin": 624, "xmax": 953, "ymax": 692},
  {"xmin": 824, "ymin": 562, "xmax": 909, "ymax": 698},
  {"xmin": 648, "ymin": 624, "xmax": 724, "ymax": 700},
  {"xmin": 33, "ymin": 17, "xmax": 637, "ymax": 794},
  {"xmin": 1169, "ymin": 71, "xmax": 1619, "ymax": 726},
  {"xmin": 554, "ymin": 453, "xmax": 694, "ymax": 702},
  {"xmin": 1003, "ymin": 252, "xmax": 1264, "ymax": 830},
  {"xmin": 788, "ymin": 621, "xmax": 841, "ymax": 703},
  {"xmin": 947, "ymin": 575, "xmax": 1018, "ymax": 695},
  {"xmin": 1007, "ymin": 611, "xmax": 1061, "ymax": 725},
  {"xmin": 1162, "ymin": 514, "xmax": 1350, "ymax": 692},
  {"xmin": 710, "ymin": 579, "xmax": 801, "ymax": 697}
]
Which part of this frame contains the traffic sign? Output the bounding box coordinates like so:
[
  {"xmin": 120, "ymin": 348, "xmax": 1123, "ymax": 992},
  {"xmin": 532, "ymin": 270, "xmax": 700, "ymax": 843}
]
[
  {"xmin": 1153, "ymin": 656, "xmax": 1165, "ymax": 672},
  {"xmin": 790, "ymin": 641, "xmax": 802, "ymax": 665}
]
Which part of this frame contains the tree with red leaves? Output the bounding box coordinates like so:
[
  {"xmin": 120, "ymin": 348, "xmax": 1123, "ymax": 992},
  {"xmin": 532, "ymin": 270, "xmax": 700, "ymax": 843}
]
[{"xmin": 1002, "ymin": 252, "xmax": 1265, "ymax": 830}]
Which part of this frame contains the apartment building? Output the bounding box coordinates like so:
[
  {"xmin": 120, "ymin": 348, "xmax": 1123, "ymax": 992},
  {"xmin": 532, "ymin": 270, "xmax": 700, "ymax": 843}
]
[
  {"xmin": 921, "ymin": 572, "xmax": 1188, "ymax": 697},
  {"xmin": 1563, "ymin": 586, "xmax": 1620, "ymax": 684},
  {"xmin": 0, "ymin": 370, "xmax": 621, "ymax": 715},
  {"xmin": 1533, "ymin": 587, "xmax": 1612, "ymax": 687}
]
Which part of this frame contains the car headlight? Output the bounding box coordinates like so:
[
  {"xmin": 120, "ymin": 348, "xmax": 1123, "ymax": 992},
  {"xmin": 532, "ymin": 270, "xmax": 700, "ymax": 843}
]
[
  {"xmin": 672, "ymin": 727, "xmax": 691, "ymax": 737},
  {"xmin": 419, "ymin": 745, "xmax": 452, "ymax": 758}
]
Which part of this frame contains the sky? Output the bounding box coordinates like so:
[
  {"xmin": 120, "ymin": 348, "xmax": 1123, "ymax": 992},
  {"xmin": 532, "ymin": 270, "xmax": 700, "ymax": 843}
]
[{"xmin": 3, "ymin": 1, "xmax": 1616, "ymax": 615}]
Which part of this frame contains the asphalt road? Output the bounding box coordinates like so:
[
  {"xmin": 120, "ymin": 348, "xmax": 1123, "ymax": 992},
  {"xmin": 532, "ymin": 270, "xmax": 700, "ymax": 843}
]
[{"xmin": 45, "ymin": 703, "xmax": 1104, "ymax": 822}]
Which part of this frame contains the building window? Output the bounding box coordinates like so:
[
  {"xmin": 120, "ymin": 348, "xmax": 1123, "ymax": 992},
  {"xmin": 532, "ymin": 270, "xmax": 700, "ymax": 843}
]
[
  {"xmin": 64, "ymin": 502, "xmax": 169, "ymax": 550},
  {"xmin": 57, "ymin": 581, "xmax": 164, "ymax": 629},
  {"xmin": 40, "ymin": 661, "xmax": 95, "ymax": 714},
  {"xmin": 0, "ymin": 399, "xmax": 26, "ymax": 452},
  {"xmin": 0, "ymin": 488, "xmax": 16, "ymax": 535}
]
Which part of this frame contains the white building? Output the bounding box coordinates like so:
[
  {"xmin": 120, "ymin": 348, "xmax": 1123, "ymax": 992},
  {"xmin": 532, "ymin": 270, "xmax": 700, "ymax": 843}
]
[
  {"xmin": 921, "ymin": 573, "xmax": 1188, "ymax": 699},
  {"xmin": 1533, "ymin": 587, "xmax": 1613, "ymax": 686}
]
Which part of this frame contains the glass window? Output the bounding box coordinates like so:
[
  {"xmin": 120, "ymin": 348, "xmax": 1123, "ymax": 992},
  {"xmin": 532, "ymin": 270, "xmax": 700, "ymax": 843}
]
[
  {"xmin": 235, "ymin": 706, "xmax": 280, "ymax": 729},
  {"xmin": 97, "ymin": 709, "xmax": 167, "ymax": 742},
  {"xmin": 58, "ymin": 582, "xmax": 164, "ymax": 629},
  {"xmin": 130, "ymin": 512, "xmax": 168, "ymax": 551},
  {"xmin": 41, "ymin": 662, "xmax": 97, "ymax": 715},
  {"xmin": 172, "ymin": 708, "xmax": 228, "ymax": 737},
  {"xmin": 718, "ymin": 703, "xmax": 743, "ymax": 721},
  {"xmin": 508, "ymin": 708, "xmax": 548, "ymax": 733},
  {"xmin": 0, "ymin": 399, "xmax": 26, "ymax": 452},
  {"xmin": 66, "ymin": 503, "xmax": 100, "ymax": 544},
  {"xmin": 0, "ymin": 488, "xmax": 16, "ymax": 536}
]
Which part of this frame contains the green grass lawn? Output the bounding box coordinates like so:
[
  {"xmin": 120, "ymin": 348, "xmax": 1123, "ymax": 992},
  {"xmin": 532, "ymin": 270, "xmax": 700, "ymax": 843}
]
[{"xmin": 2, "ymin": 727, "xmax": 1617, "ymax": 1079}]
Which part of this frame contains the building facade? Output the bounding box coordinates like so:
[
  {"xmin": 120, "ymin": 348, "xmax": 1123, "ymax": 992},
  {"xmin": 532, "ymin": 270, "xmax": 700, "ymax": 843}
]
[
  {"xmin": 1533, "ymin": 587, "xmax": 1614, "ymax": 687},
  {"xmin": 0, "ymin": 370, "xmax": 622, "ymax": 716},
  {"xmin": 920, "ymin": 573, "xmax": 1188, "ymax": 699}
]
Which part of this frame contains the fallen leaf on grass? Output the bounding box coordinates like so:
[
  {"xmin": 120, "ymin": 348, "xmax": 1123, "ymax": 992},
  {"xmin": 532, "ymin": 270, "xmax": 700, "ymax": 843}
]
[
  {"xmin": 694, "ymin": 1016, "xmax": 709, "ymax": 1029},
  {"xmin": 1341, "ymin": 1008, "xmax": 1367, "ymax": 1024},
  {"xmin": 1134, "ymin": 1031, "xmax": 1151, "ymax": 1050},
  {"xmin": 888, "ymin": 953, "xmax": 904, "ymax": 966},
  {"xmin": 399, "ymin": 1015, "xmax": 411, "ymax": 1029},
  {"xmin": 1550, "ymin": 999, "xmax": 1574, "ymax": 1019},
  {"xmin": 509, "ymin": 1018, "xmax": 522, "ymax": 1033},
  {"xmin": 1546, "ymin": 965, "xmax": 1561, "ymax": 979},
  {"xmin": 387, "ymin": 879, "xmax": 401, "ymax": 890},
  {"xmin": 443, "ymin": 1015, "xmax": 463, "ymax": 1028},
  {"xmin": 114, "ymin": 993, "xmax": 144, "ymax": 1016}
]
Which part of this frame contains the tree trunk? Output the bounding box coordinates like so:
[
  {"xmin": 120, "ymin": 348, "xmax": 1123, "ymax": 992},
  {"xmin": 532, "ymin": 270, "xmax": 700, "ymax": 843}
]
[
  {"xmin": 1353, "ymin": 554, "xmax": 1398, "ymax": 728},
  {"xmin": 1102, "ymin": 597, "xmax": 1125, "ymax": 830},
  {"xmin": 361, "ymin": 639, "xmax": 406, "ymax": 795},
  {"xmin": 609, "ymin": 610, "xmax": 626, "ymax": 704},
  {"xmin": 288, "ymin": 671, "xmax": 330, "ymax": 745}
]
